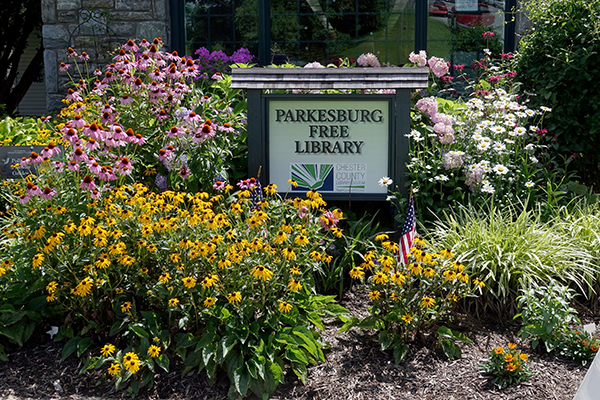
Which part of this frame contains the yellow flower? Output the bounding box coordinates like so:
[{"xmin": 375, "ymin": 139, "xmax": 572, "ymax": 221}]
[
  {"xmin": 289, "ymin": 266, "xmax": 301, "ymax": 275},
  {"xmin": 227, "ymin": 291, "xmax": 242, "ymax": 304},
  {"xmin": 281, "ymin": 247, "xmax": 296, "ymax": 261},
  {"xmin": 349, "ymin": 266, "xmax": 365, "ymax": 280},
  {"xmin": 391, "ymin": 272, "xmax": 405, "ymax": 285},
  {"xmin": 421, "ymin": 296, "xmax": 435, "ymax": 308},
  {"xmin": 147, "ymin": 345, "xmax": 161, "ymax": 358},
  {"xmin": 382, "ymin": 241, "xmax": 399, "ymax": 254},
  {"xmin": 121, "ymin": 301, "xmax": 132, "ymax": 313},
  {"xmin": 309, "ymin": 251, "xmax": 321, "ymax": 261},
  {"xmin": 423, "ymin": 267, "xmax": 435, "ymax": 277},
  {"xmin": 505, "ymin": 362, "xmax": 517, "ymax": 372},
  {"xmin": 504, "ymin": 353, "xmax": 514, "ymax": 363},
  {"xmin": 273, "ymin": 231, "xmax": 287, "ymax": 244},
  {"xmin": 101, "ymin": 344, "xmax": 116, "ymax": 357},
  {"xmin": 508, "ymin": 342, "xmax": 517, "ymax": 350},
  {"xmin": 519, "ymin": 353, "xmax": 528, "ymax": 361},
  {"xmin": 264, "ymin": 183, "xmax": 278, "ymax": 195},
  {"xmin": 159, "ymin": 272, "xmax": 172, "ymax": 284},
  {"xmin": 203, "ymin": 297, "xmax": 216, "ymax": 307},
  {"xmin": 251, "ymin": 265, "xmax": 273, "ymax": 281},
  {"xmin": 377, "ymin": 255, "xmax": 394, "ymax": 271},
  {"xmin": 74, "ymin": 277, "xmax": 94, "ymax": 297},
  {"xmin": 408, "ymin": 263, "xmax": 422, "ymax": 275},
  {"xmin": 32, "ymin": 253, "xmax": 44, "ymax": 269},
  {"xmin": 125, "ymin": 359, "xmax": 140, "ymax": 374},
  {"xmin": 401, "ymin": 313, "xmax": 412, "ymax": 323},
  {"xmin": 439, "ymin": 249, "xmax": 454, "ymax": 259},
  {"xmin": 278, "ymin": 300, "xmax": 293, "ymax": 313},
  {"xmin": 294, "ymin": 235, "xmax": 309, "ymax": 246},
  {"xmin": 108, "ymin": 363, "xmax": 121, "ymax": 376},
  {"xmin": 372, "ymin": 271, "xmax": 389, "ymax": 285},
  {"xmin": 218, "ymin": 259, "xmax": 231, "ymax": 269},
  {"xmin": 287, "ymin": 179, "xmax": 299, "ymax": 188},
  {"xmin": 330, "ymin": 227, "xmax": 343, "ymax": 238},
  {"xmin": 169, "ymin": 298, "xmax": 179, "ymax": 307},
  {"xmin": 46, "ymin": 281, "xmax": 58, "ymax": 293},
  {"xmin": 182, "ymin": 276, "xmax": 197, "ymax": 289},
  {"xmin": 390, "ymin": 293, "xmax": 400, "ymax": 301},
  {"xmin": 46, "ymin": 294, "xmax": 56, "ymax": 302},
  {"xmin": 375, "ymin": 233, "xmax": 389, "ymax": 242},
  {"xmin": 287, "ymin": 278, "xmax": 302, "ymax": 292},
  {"xmin": 368, "ymin": 290, "xmax": 381, "ymax": 300}
]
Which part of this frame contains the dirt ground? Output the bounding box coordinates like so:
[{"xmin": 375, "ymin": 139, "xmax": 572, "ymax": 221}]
[{"xmin": 0, "ymin": 290, "xmax": 592, "ymax": 400}]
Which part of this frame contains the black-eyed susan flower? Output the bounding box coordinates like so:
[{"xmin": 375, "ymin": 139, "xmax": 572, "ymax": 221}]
[
  {"xmin": 349, "ymin": 266, "xmax": 365, "ymax": 280},
  {"xmin": 294, "ymin": 235, "xmax": 309, "ymax": 246},
  {"xmin": 423, "ymin": 267, "xmax": 435, "ymax": 277},
  {"xmin": 289, "ymin": 266, "xmax": 301, "ymax": 275},
  {"xmin": 201, "ymin": 274, "xmax": 219, "ymax": 288},
  {"xmin": 203, "ymin": 297, "xmax": 216, "ymax": 307},
  {"xmin": 309, "ymin": 251, "xmax": 321, "ymax": 261},
  {"xmin": 227, "ymin": 291, "xmax": 242, "ymax": 304},
  {"xmin": 390, "ymin": 293, "xmax": 400, "ymax": 301},
  {"xmin": 278, "ymin": 300, "xmax": 293, "ymax": 313},
  {"xmin": 287, "ymin": 278, "xmax": 302, "ymax": 292},
  {"xmin": 273, "ymin": 231, "xmax": 287, "ymax": 244},
  {"xmin": 147, "ymin": 345, "xmax": 161, "ymax": 358},
  {"xmin": 251, "ymin": 265, "xmax": 273, "ymax": 281},
  {"xmin": 124, "ymin": 358, "xmax": 140, "ymax": 373},
  {"xmin": 408, "ymin": 263, "xmax": 422, "ymax": 275},
  {"xmin": 159, "ymin": 272, "xmax": 172, "ymax": 284},
  {"xmin": 75, "ymin": 277, "xmax": 94, "ymax": 297},
  {"xmin": 182, "ymin": 276, "xmax": 197, "ymax": 289},
  {"xmin": 288, "ymin": 179, "xmax": 298, "ymax": 188},
  {"xmin": 391, "ymin": 272, "xmax": 405, "ymax": 285},
  {"xmin": 375, "ymin": 233, "xmax": 389, "ymax": 242},
  {"xmin": 421, "ymin": 296, "xmax": 435, "ymax": 308},
  {"xmin": 439, "ymin": 248, "xmax": 454, "ymax": 259},
  {"xmin": 372, "ymin": 271, "xmax": 389, "ymax": 285},
  {"xmin": 218, "ymin": 259, "xmax": 231, "ymax": 269},
  {"xmin": 281, "ymin": 247, "xmax": 296, "ymax": 261},
  {"xmin": 322, "ymin": 254, "xmax": 333, "ymax": 263},
  {"xmin": 401, "ymin": 313, "xmax": 412, "ymax": 323},
  {"xmin": 32, "ymin": 253, "xmax": 44, "ymax": 269},
  {"xmin": 264, "ymin": 183, "xmax": 277, "ymax": 195},
  {"xmin": 368, "ymin": 290, "xmax": 381, "ymax": 300},
  {"xmin": 121, "ymin": 301, "xmax": 132, "ymax": 313},
  {"xmin": 168, "ymin": 298, "xmax": 179, "ymax": 307},
  {"xmin": 108, "ymin": 363, "xmax": 121, "ymax": 376},
  {"xmin": 46, "ymin": 281, "xmax": 58, "ymax": 293},
  {"xmin": 101, "ymin": 344, "xmax": 116, "ymax": 357}
]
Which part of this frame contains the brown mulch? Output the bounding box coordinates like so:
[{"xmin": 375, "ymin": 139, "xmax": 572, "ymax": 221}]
[{"xmin": 0, "ymin": 290, "xmax": 591, "ymax": 400}]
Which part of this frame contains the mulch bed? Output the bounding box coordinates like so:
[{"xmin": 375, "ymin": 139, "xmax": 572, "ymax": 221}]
[{"xmin": 0, "ymin": 290, "xmax": 591, "ymax": 400}]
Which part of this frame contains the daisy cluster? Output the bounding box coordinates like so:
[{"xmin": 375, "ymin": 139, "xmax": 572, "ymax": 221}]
[{"xmin": 408, "ymin": 87, "xmax": 550, "ymax": 203}]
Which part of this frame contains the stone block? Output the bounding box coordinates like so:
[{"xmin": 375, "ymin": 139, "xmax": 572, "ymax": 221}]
[
  {"xmin": 41, "ymin": 0, "xmax": 57, "ymax": 24},
  {"xmin": 108, "ymin": 21, "xmax": 136, "ymax": 37},
  {"xmin": 115, "ymin": 0, "xmax": 151, "ymax": 11},
  {"xmin": 153, "ymin": 0, "xmax": 167, "ymax": 20},
  {"xmin": 136, "ymin": 22, "xmax": 167, "ymax": 42},
  {"xmin": 43, "ymin": 50, "xmax": 58, "ymax": 93},
  {"xmin": 42, "ymin": 25, "xmax": 70, "ymax": 49},
  {"xmin": 82, "ymin": 0, "xmax": 114, "ymax": 7},
  {"xmin": 58, "ymin": 11, "xmax": 78, "ymax": 23},
  {"xmin": 46, "ymin": 94, "xmax": 65, "ymax": 112},
  {"xmin": 57, "ymin": 0, "xmax": 82, "ymax": 10},
  {"xmin": 76, "ymin": 11, "xmax": 109, "ymax": 35},
  {"xmin": 109, "ymin": 11, "xmax": 153, "ymax": 21}
]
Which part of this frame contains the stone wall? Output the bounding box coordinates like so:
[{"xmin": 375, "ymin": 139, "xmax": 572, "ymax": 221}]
[{"xmin": 41, "ymin": 0, "xmax": 171, "ymax": 111}]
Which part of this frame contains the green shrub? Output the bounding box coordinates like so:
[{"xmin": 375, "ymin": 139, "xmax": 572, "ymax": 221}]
[{"xmin": 516, "ymin": 0, "xmax": 600, "ymax": 187}]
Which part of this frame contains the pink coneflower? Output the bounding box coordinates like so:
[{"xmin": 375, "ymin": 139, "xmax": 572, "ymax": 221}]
[
  {"xmin": 67, "ymin": 160, "xmax": 79, "ymax": 172},
  {"xmin": 122, "ymin": 39, "xmax": 139, "ymax": 52},
  {"xmin": 99, "ymin": 166, "xmax": 117, "ymax": 181},
  {"xmin": 103, "ymin": 71, "xmax": 116, "ymax": 83},
  {"xmin": 26, "ymin": 182, "xmax": 42, "ymax": 196},
  {"xmin": 88, "ymin": 161, "xmax": 102, "ymax": 175},
  {"xmin": 112, "ymin": 125, "xmax": 127, "ymax": 140},
  {"xmin": 166, "ymin": 63, "xmax": 181, "ymax": 80},
  {"xmin": 150, "ymin": 68, "xmax": 165, "ymax": 81},
  {"xmin": 218, "ymin": 123, "xmax": 235, "ymax": 133},
  {"xmin": 116, "ymin": 156, "xmax": 132, "ymax": 174},
  {"xmin": 139, "ymin": 38, "xmax": 150, "ymax": 48},
  {"xmin": 134, "ymin": 133, "xmax": 146, "ymax": 145},
  {"xmin": 93, "ymin": 68, "xmax": 103, "ymax": 76},
  {"xmin": 199, "ymin": 123, "xmax": 215, "ymax": 139},
  {"xmin": 211, "ymin": 72, "xmax": 223, "ymax": 81},
  {"xmin": 167, "ymin": 126, "xmax": 182, "ymax": 138},
  {"xmin": 59, "ymin": 62, "xmax": 70, "ymax": 71},
  {"xmin": 120, "ymin": 94, "xmax": 134, "ymax": 105},
  {"xmin": 66, "ymin": 88, "xmax": 82, "ymax": 102},
  {"xmin": 201, "ymin": 95, "xmax": 210, "ymax": 104},
  {"xmin": 41, "ymin": 187, "xmax": 56, "ymax": 200},
  {"xmin": 67, "ymin": 47, "xmax": 77, "ymax": 57},
  {"xmin": 91, "ymin": 189, "xmax": 102, "ymax": 200},
  {"xmin": 26, "ymin": 151, "xmax": 42, "ymax": 165},
  {"xmin": 53, "ymin": 161, "xmax": 63, "ymax": 172},
  {"xmin": 70, "ymin": 114, "xmax": 86, "ymax": 128},
  {"xmin": 157, "ymin": 148, "xmax": 171, "ymax": 162},
  {"xmin": 72, "ymin": 147, "xmax": 88, "ymax": 162},
  {"xmin": 19, "ymin": 194, "xmax": 30, "ymax": 205},
  {"xmin": 85, "ymin": 137, "xmax": 101, "ymax": 151},
  {"xmin": 178, "ymin": 168, "xmax": 190, "ymax": 179},
  {"xmin": 83, "ymin": 122, "xmax": 103, "ymax": 141},
  {"xmin": 213, "ymin": 180, "xmax": 226, "ymax": 190},
  {"xmin": 79, "ymin": 51, "xmax": 90, "ymax": 61},
  {"xmin": 80, "ymin": 175, "xmax": 97, "ymax": 191}
]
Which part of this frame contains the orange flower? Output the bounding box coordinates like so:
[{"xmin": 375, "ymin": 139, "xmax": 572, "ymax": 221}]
[
  {"xmin": 494, "ymin": 347, "xmax": 504, "ymax": 355},
  {"xmin": 505, "ymin": 362, "xmax": 517, "ymax": 372}
]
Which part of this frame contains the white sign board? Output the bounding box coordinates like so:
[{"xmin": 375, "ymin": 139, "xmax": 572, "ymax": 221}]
[{"xmin": 268, "ymin": 99, "xmax": 390, "ymax": 194}]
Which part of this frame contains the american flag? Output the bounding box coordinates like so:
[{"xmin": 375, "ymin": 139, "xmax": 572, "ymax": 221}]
[{"xmin": 398, "ymin": 195, "xmax": 416, "ymax": 264}]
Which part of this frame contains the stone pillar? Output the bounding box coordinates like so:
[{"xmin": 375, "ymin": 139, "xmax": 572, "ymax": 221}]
[{"xmin": 41, "ymin": 0, "xmax": 171, "ymax": 111}]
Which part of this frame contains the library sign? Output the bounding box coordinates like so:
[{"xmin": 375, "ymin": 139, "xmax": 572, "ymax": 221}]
[
  {"xmin": 230, "ymin": 67, "xmax": 429, "ymax": 200},
  {"xmin": 269, "ymin": 99, "xmax": 390, "ymax": 195}
]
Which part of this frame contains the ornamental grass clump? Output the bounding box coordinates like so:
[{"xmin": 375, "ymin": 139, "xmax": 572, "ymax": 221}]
[
  {"xmin": 341, "ymin": 235, "xmax": 483, "ymax": 363},
  {"xmin": 480, "ymin": 342, "xmax": 532, "ymax": 389},
  {"xmin": 429, "ymin": 203, "xmax": 595, "ymax": 314},
  {"xmin": 0, "ymin": 180, "xmax": 348, "ymax": 398}
]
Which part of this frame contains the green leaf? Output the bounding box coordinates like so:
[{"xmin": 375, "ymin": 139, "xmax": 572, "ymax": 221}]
[
  {"xmin": 129, "ymin": 325, "xmax": 149, "ymax": 338},
  {"xmin": 62, "ymin": 337, "xmax": 81, "ymax": 361},
  {"xmin": 0, "ymin": 344, "xmax": 8, "ymax": 362},
  {"xmin": 324, "ymin": 303, "xmax": 349, "ymax": 316},
  {"xmin": 77, "ymin": 337, "xmax": 92, "ymax": 357},
  {"xmin": 181, "ymin": 349, "xmax": 201, "ymax": 377},
  {"xmin": 197, "ymin": 330, "xmax": 216, "ymax": 349},
  {"xmin": 292, "ymin": 362, "xmax": 308, "ymax": 384},
  {"xmin": 109, "ymin": 320, "xmax": 127, "ymax": 337},
  {"xmin": 217, "ymin": 335, "xmax": 237, "ymax": 362},
  {"xmin": 307, "ymin": 312, "xmax": 324, "ymax": 331},
  {"xmin": 202, "ymin": 343, "xmax": 216, "ymax": 366},
  {"xmin": 176, "ymin": 332, "xmax": 198, "ymax": 348},
  {"xmin": 441, "ymin": 339, "xmax": 462, "ymax": 360},
  {"xmin": 358, "ymin": 315, "xmax": 380, "ymax": 330},
  {"xmin": 285, "ymin": 347, "xmax": 309, "ymax": 365},
  {"xmin": 156, "ymin": 354, "xmax": 170, "ymax": 372},
  {"xmin": 337, "ymin": 316, "xmax": 360, "ymax": 333},
  {"xmin": 379, "ymin": 331, "xmax": 393, "ymax": 351},
  {"xmin": 233, "ymin": 365, "xmax": 250, "ymax": 396},
  {"xmin": 393, "ymin": 344, "xmax": 409, "ymax": 364}
]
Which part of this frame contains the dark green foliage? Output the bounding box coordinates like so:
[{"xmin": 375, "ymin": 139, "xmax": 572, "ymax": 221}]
[{"xmin": 516, "ymin": 0, "xmax": 600, "ymax": 188}]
